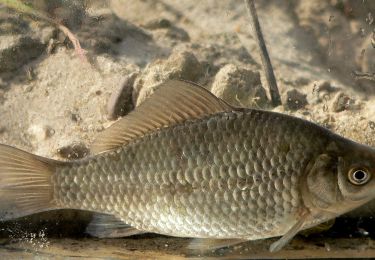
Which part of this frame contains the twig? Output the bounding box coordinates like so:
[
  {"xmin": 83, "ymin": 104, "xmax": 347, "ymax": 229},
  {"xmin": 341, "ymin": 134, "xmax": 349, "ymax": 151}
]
[
  {"xmin": 58, "ymin": 24, "xmax": 87, "ymax": 62},
  {"xmin": 0, "ymin": 0, "xmax": 87, "ymax": 62},
  {"xmin": 244, "ymin": 0, "xmax": 282, "ymax": 106},
  {"xmin": 352, "ymin": 71, "xmax": 375, "ymax": 81}
]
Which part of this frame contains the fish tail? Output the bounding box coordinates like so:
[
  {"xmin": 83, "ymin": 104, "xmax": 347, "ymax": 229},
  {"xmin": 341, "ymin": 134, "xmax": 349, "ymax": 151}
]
[{"xmin": 0, "ymin": 144, "xmax": 59, "ymax": 221}]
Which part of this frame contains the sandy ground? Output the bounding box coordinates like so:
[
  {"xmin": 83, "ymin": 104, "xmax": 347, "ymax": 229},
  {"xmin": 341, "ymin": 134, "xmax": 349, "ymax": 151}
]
[
  {"xmin": 2, "ymin": 237, "xmax": 375, "ymax": 259},
  {"xmin": 0, "ymin": 0, "xmax": 374, "ymax": 258}
]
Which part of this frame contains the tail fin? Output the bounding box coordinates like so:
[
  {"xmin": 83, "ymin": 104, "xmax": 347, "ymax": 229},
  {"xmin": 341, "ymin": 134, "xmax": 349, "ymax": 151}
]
[{"xmin": 0, "ymin": 144, "xmax": 58, "ymax": 221}]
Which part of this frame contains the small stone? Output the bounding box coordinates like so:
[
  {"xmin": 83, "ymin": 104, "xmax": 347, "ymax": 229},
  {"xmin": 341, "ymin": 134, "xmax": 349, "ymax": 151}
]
[
  {"xmin": 45, "ymin": 127, "xmax": 55, "ymax": 138},
  {"xmin": 57, "ymin": 142, "xmax": 89, "ymax": 159},
  {"xmin": 314, "ymin": 81, "xmax": 336, "ymax": 93},
  {"xmin": 369, "ymin": 121, "xmax": 375, "ymax": 130},
  {"xmin": 358, "ymin": 228, "xmax": 369, "ymax": 236},
  {"xmin": 211, "ymin": 64, "xmax": 268, "ymax": 108},
  {"xmin": 27, "ymin": 125, "xmax": 55, "ymax": 142},
  {"xmin": 330, "ymin": 91, "xmax": 353, "ymax": 112},
  {"xmin": 164, "ymin": 26, "xmax": 190, "ymax": 42},
  {"xmin": 309, "ymin": 80, "xmax": 338, "ymax": 104},
  {"xmin": 325, "ymin": 242, "xmax": 331, "ymax": 252},
  {"xmin": 24, "ymin": 84, "xmax": 34, "ymax": 93},
  {"xmin": 283, "ymin": 89, "xmax": 308, "ymax": 110},
  {"xmin": 143, "ymin": 18, "xmax": 172, "ymax": 29},
  {"xmin": 70, "ymin": 112, "xmax": 82, "ymax": 123},
  {"xmin": 295, "ymin": 77, "xmax": 310, "ymax": 86},
  {"xmin": 26, "ymin": 67, "xmax": 36, "ymax": 81},
  {"xmin": 145, "ymin": 18, "xmax": 190, "ymax": 42},
  {"xmin": 107, "ymin": 73, "xmax": 138, "ymax": 120}
]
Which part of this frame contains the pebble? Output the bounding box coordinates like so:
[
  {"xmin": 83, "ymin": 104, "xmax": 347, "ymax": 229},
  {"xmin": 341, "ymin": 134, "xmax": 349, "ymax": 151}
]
[
  {"xmin": 283, "ymin": 89, "xmax": 308, "ymax": 110},
  {"xmin": 70, "ymin": 112, "xmax": 82, "ymax": 123},
  {"xmin": 358, "ymin": 228, "xmax": 369, "ymax": 236},
  {"xmin": 164, "ymin": 26, "xmax": 190, "ymax": 42},
  {"xmin": 330, "ymin": 91, "xmax": 353, "ymax": 112},
  {"xmin": 57, "ymin": 142, "xmax": 89, "ymax": 159},
  {"xmin": 107, "ymin": 72, "xmax": 138, "ymax": 120},
  {"xmin": 309, "ymin": 80, "xmax": 339, "ymax": 104},
  {"xmin": 211, "ymin": 64, "xmax": 268, "ymax": 108},
  {"xmin": 295, "ymin": 77, "xmax": 310, "ymax": 86},
  {"xmin": 144, "ymin": 18, "xmax": 190, "ymax": 42},
  {"xmin": 143, "ymin": 18, "xmax": 172, "ymax": 29},
  {"xmin": 27, "ymin": 124, "xmax": 55, "ymax": 142},
  {"xmin": 24, "ymin": 84, "xmax": 34, "ymax": 93},
  {"xmin": 314, "ymin": 81, "xmax": 336, "ymax": 93}
]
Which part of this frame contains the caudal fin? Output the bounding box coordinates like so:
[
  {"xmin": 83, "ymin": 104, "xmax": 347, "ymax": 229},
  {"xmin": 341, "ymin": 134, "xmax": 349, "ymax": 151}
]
[{"xmin": 0, "ymin": 144, "xmax": 58, "ymax": 221}]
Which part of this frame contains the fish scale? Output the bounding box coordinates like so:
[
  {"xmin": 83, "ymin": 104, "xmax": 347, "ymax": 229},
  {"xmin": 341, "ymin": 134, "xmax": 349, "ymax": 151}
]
[{"xmin": 53, "ymin": 109, "xmax": 329, "ymax": 239}]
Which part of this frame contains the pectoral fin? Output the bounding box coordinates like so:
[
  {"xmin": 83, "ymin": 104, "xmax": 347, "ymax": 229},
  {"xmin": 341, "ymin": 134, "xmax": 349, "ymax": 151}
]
[
  {"xmin": 86, "ymin": 213, "xmax": 145, "ymax": 238},
  {"xmin": 269, "ymin": 210, "xmax": 309, "ymax": 252}
]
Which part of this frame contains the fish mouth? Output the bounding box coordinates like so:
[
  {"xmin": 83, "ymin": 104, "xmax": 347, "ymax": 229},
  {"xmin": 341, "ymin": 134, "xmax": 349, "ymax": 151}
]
[
  {"xmin": 339, "ymin": 195, "xmax": 375, "ymax": 216},
  {"xmin": 344, "ymin": 179, "xmax": 375, "ymax": 204},
  {"xmin": 302, "ymin": 188, "xmax": 375, "ymax": 218}
]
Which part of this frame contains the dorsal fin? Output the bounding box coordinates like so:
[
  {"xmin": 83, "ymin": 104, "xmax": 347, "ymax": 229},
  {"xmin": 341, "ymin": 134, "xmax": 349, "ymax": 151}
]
[{"xmin": 91, "ymin": 80, "xmax": 233, "ymax": 154}]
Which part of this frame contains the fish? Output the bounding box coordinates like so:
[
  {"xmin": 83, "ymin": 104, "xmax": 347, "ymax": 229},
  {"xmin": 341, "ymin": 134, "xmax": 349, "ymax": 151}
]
[{"xmin": 0, "ymin": 80, "xmax": 375, "ymax": 252}]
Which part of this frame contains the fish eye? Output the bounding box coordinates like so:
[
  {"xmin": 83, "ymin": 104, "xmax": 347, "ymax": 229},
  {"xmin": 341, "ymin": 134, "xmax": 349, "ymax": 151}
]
[{"xmin": 348, "ymin": 168, "xmax": 371, "ymax": 185}]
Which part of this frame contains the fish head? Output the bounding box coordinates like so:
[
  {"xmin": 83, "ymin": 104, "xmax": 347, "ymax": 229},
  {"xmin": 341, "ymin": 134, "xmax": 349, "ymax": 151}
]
[
  {"xmin": 336, "ymin": 141, "xmax": 375, "ymax": 204},
  {"xmin": 303, "ymin": 139, "xmax": 375, "ymax": 217}
]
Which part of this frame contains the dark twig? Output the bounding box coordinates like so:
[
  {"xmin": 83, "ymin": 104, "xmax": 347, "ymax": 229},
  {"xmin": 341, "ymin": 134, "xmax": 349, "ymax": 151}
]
[
  {"xmin": 244, "ymin": 0, "xmax": 282, "ymax": 106},
  {"xmin": 352, "ymin": 71, "xmax": 375, "ymax": 81}
]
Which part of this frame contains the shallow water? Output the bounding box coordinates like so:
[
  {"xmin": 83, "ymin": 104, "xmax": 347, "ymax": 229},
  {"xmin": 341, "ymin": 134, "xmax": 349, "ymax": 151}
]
[{"xmin": 0, "ymin": 0, "xmax": 374, "ymax": 258}]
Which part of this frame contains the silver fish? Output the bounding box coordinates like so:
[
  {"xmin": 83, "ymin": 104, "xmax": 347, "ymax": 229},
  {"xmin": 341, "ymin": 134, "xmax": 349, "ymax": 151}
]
[{"xmin": 0, "ymin": 80, "xmax": 374, "ymax": 252}]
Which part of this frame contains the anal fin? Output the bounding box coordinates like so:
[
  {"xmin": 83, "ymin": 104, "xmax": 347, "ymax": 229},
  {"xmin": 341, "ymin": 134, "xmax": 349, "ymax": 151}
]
[
  {"xmin": 188, "ymin": 238, "xmax": 246, "ymax": 252},
  {"xmin": 86, "ymin": 213, "xmax": 145, "ymax": 238}
]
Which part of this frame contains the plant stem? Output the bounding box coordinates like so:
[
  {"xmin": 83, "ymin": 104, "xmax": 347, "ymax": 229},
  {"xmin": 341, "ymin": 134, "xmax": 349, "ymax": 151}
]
[{"xmin": 244, "ymin": 0, "xmax": 282, "ymax": 106}]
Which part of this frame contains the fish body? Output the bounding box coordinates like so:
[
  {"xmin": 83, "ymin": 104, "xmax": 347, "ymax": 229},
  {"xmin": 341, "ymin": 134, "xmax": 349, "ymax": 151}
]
[
  {"xmin": 0, "ymin": 80, "xmax": 375, "ymax": 251},
  {"xmin": 57, "ymin": 109, "xmax": 327, "ymax": 239}
]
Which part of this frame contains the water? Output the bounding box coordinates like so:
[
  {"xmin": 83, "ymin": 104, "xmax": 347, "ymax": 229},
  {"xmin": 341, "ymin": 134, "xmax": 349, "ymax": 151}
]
[{"xmin": 0, "ymin": 0, "xmax": 374, "ymax": 258}]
